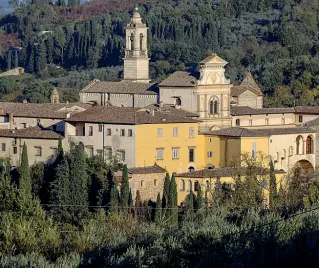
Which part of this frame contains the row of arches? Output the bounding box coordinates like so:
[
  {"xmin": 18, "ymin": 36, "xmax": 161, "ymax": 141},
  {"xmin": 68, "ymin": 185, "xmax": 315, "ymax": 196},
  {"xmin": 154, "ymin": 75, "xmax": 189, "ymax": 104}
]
[
  {"xmin": 296, "ymin": 135, "xmax": 314, "ymax": 155},
  {"xmin": 129, "ymin": 33, "xmax": 145, "ymax": 50},
  {"xmin": 180, "ymin": 180, "xmax": 211, "ymax": 192}
]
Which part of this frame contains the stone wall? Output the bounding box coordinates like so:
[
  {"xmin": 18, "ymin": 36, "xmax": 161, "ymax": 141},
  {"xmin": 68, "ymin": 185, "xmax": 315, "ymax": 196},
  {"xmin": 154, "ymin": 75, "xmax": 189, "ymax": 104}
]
[
  {"xmin": 0, "ymin": 67, "xmax": 24, "ymax": 77},
  {"xmin": 130, "ymin": 172, "xmax": 166, "ymax": 202},
  {"xmin": 238, "ymin": 91, "xmax": 258, "ymax": 108}
]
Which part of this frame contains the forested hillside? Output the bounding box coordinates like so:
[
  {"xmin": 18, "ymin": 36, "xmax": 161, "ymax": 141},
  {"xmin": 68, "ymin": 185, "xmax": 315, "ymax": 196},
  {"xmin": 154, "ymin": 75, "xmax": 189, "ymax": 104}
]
[{"xmin": 0, "ymin": 0, "xmax": 319, "ymax": 106}]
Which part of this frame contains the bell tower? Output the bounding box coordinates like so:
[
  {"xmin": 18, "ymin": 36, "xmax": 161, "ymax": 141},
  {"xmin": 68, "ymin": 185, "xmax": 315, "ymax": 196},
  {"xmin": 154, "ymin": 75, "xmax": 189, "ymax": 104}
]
[{"xmin": 123, "ymin": 7, "xmax": 150, "ymax": 83}]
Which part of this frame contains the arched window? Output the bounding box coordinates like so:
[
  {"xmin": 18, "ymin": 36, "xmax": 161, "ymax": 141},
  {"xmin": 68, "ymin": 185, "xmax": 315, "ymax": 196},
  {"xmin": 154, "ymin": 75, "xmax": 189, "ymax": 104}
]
[
  {"xmin": 194, "ymin": 181, "xmax": 199, "ymax": 191},
  {"xmin": 296, "ymin": 135, "xmax": 304, "ymax": 155},
  {"xmin": 289, "ymin": 146, "xmax": 293, "ymax": 157},
  {"xmin": 283, "ymin": 149, "xmax": 286, "ymax": 159},
  {"xmin": 140, "ymin": 33, "xmax": 144, "ymax": 50},
  {"xmin": 180, "ymin": 179, "xmax": 185, "ymax": 191},
  {"xmin": 175, "ymin": 97, "xmax": 182, "ymax": 106},
  {"xmin": 187, "ymin": 180, "xmax": 192, "ymax": 192},
  {"xmin": 206, "ymin": 180, "xmax": 210, "ymax": 191},
  {"xmin": 188, "ymin": 166, "xmax": 195, "ymax": 172},
  {"xmin": 209, "ymin": 96, "xmax": 219, "ymax": 114},
  {"xmin": 130, "ymin": 33, "xmax": 134, "ymax": 50},
  {"xmin": 306, "ymin": 135, "xmax": 314, "ymax": 154}
]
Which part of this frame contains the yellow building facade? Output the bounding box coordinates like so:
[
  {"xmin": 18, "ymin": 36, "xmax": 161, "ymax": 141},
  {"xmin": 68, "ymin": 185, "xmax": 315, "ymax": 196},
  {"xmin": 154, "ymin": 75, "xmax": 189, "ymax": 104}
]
[{"xmin": 135, "ymin": 122, "xmax": 206, "ymax": 174}]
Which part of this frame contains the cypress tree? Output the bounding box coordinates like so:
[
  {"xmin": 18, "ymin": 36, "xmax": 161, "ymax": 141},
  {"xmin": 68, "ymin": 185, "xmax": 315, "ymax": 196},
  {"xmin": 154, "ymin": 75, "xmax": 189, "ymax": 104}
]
[
  {"xmin": 128, "ymin": 189, "xmax": 133, "ymax": 207},
  {"xmin": 46, "ymin": 35, "xmax": 54, "ymax": 64},
  {"xmin": 185, "ymin": 191, "xmax": 194, "ymax": 218},
  {"xmin": 58, "ymin": 136, "xmax": 63, "ymax": 156},
  {"xmin": 120, "ymin": 165, "xmax": 129, "ymax": 210},
  {"xmin": 196, "ymin": 184, "xmax": 203, "ymax": 211},
  {"xmin": 109, "ymin": 180, "xmax": 119, "ymax": 214},
  {"xmin": 154, "ymin": 192, "xmax": 162, "ymax": 223},
  {"xmin": 7, "ymin": 50, "xmax": 12, "ymax": 70},
  {"xmin": 35, "ymin": 41, "xmax": 47, "ymax": 76},
  {"xmin": 168, "ymin": 174, "xmax": 178, "ymax": 227},
  {"xmin": 27, "ymin": 42, "xmax": 35, "ymax": 73},
  {"xmin": 19, "ymin": 143, "xmax": 32, "ymax": 199},
  {"xmin": 14, "ymin": 49, "xmax": 18, "ymax": 68},
  {"xmin": 162, "ymin": 173, "xmax": 170, "ymax": 210},
  {"xmin": 135, "ymin": 190, "xmax": 142, "ymax": 217},
  {"xmin": 269, "ymin": 160, "xmax": 277, "ymax": 209},
  {"xmin": 50, "ymin": 155, "xmax": 71, "ymax": 222},
  {"xmin": 68, "ymin": 143, "xmax": 88, "ymax": 222}
]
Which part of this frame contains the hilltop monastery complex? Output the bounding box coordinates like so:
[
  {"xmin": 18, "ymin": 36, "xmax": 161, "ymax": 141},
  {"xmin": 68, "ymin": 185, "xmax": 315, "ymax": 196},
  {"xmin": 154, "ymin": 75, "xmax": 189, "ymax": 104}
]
[{"xmin": 1, "ymin": 10, "xmax": 319, "ymax": 204}]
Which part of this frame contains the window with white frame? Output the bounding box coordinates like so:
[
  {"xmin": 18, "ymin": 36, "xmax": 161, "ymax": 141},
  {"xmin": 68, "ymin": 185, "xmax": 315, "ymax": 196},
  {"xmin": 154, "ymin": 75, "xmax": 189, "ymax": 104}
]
[
  {"xmin": 172, "ymin": 148, "xmax": 179, "ymax": 159},
  {"xmin": 157, "ymin": 128, "xmax": 163, "ymax": 138},
  {"xmin": 189, "ymin": 127, "xmax": 195, "ymax": 138},
  {"xmin": 173, "ymin": 127, "xmax": 178, "ymax": 137},
  {"xmin": 156, "ymin": 148, "xmax": 164, "ymax": 160},
  {"xmin": 252, "ymin": 142, "xmax": 257, "ymax": 158}
]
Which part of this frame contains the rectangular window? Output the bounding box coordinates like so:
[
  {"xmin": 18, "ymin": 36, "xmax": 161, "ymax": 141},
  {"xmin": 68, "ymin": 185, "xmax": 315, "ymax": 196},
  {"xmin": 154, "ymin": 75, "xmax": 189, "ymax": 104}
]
[
  {"xmin": 88, "ymin": 126, "xmax": 93, "ymax": 136},
  {"xmin": 35, "ymin": 146, "xmax": 42, "ymax": 157},
  {"xmin": 157, "ymin": 148, "xmax": 164, "ymax": 160},
  {"xmin": 299, "ymin": 115, "xmax": 303, "ymax": 123},
  {"xmin": 252, "ymin": 142, "xmax": 257, "ymax": 158},
  {"xmin": 98, "ymin": 125, "xmax": 103, "ymax": 132},
  {"xmin": 173, "ymin": 127, "xmax": 178, "ymax": 137},
  {"xmin": 207, "ymin": 151, "xmax": 213, "ymax": 158},
  {"xmin": 172, "ymin": 148, "xmax": 179, "ymax": 159},
  {"xmin": 106, "ymin": 128, "xmax": 112, "ymax": 136},
  {"xmin": 20, "ymin": 123, "xmax": 26, "ymax": 129},
  {"xmin": 236, "ymin": 119, "xmax": 240, "ymax": 126},
  {"xmin": 13, "ymin": 146, "xmax": 17, "ymax": 154},
  {"xmin": 128, "ymin": 129, "xmax": 133, "ymax": 137},
  {"xmin": 265, "ymin": 119, "xmax": 269, "ymax": 125},
  {"xmin": 120, "ymin": 129, "xmax": 125, "ymax": 137},
  {"xmin": 1, "ymin": 143, "xmax": 5, "ymax": 152},
  {"xmin": 118, "ymin": 150, "xmax": 125, "ymax": 161},
  {"xmin": 189, "ymin": 127, "xmax": 195, "ymax": 138},
  {"xmin": 97, "ymin": 150, "xmax": 103, "ymax": 157},
  {"xmin": 249, "ymin": 120, "xmax": 252, "ymax": 126},
  {"xmin": 157, "ymin": 128, "xmax": 163, "ymax": 138},
  {"xmin": 88, "ymin": 147, "xmax": 94, "ymax": 158},
  {"xmin": 281, "ymin": 118, "xmax": 285, "ymax": 125},
  {"xmin": 189, "ymin": 148, "xmax": 195, "ymax": 162},
  {"xmin": 105, "ymin": 147, "xmax": 112, "ymax": 160}
]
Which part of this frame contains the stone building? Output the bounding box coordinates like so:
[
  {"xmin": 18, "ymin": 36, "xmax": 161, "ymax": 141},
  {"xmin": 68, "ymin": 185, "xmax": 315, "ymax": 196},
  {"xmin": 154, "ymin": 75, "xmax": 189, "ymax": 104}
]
[
  {"xmin": 50, "ymin": 88, "xmax": 60, "ymax": 104},
  {"xmin": 115, "ymin": 164, "xmax": 167, "ymax": 202},
  {"xmin": 0, "ymin": 67, "xmax": 24, "ymax": 77},
  {"xmin": 0, "ymin": 126, "xmax": 61, "ymax": 167},
  {"xmin": 79, "ymin": 9, "xmax": 154, "ymax": 107},
  {"xmin": 79, "ymin": 80, "xmax": 157, "ymax": 107}
]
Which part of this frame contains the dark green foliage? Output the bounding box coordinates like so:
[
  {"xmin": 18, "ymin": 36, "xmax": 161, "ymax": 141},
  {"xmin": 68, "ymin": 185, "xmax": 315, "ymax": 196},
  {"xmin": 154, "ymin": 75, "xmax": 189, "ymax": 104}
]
[
  {"xmin": 168, "ymin": 174, "xmax": 178, "ymax": 227},
  {"xmin": 49, "ymin": 155, "xmax": 71, "ymax": 222},
  {"xmin": 109, "ymin": 179, "xmax": 119, "ymax": 214},
  {"xmin": 34, "ymin": 41, "xmax": 47, "ymax": 77},
  {"xmin": 119, "ymin": 165, "xmax": 129, "ymax": 210},
  {"xmin": 269, "ymin": 160, "xmax": 277, "ymax": 209},
  {"xmin": 195, "ymin": 183, "xmax": 203, "ymax": 211},
  {"xmin": 19, "ymin": 143, "xmax": 32, "ymax": 198},
  {"xmin": 57, "ymin": 136, "xmax": 63, "ymax": 155},
  {"xmin": 135, "ymin": 190, "xmax": 142, "ymax": 217},
  {"xmin": 30, "ymin": 162, "xmax": 44, "ymax": 197},
  {"xmin": 162, "ymin": 173, "xmax": 170, "ymax": 210},
  {"xmin": 154, "ymin": 192, "xmax": 161, "ymax": 223},
  {"xmin": 128, "ymin": 189, "xmax": 133, "ymax": 207},
  {"xmin": 287, "ymin": 167, "xmax": 304, "ymax": 210},
  {"xmin": 6, "ymin": 50, "xmax": 11, "ymax": 70},
  {"xmin": 68, "ymin": 143, "xmax": 88, "ymax": 222},
  {"xmin": 184, "ymin": 191, "xmax": 194, "ymax": 218}
]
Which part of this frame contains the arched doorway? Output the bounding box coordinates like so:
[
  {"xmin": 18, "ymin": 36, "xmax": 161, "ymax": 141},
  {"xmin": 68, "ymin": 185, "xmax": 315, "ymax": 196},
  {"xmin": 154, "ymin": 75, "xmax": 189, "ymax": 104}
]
[
  {"xmin": 296, "ymin": 135, "xmax": 304, "ymax": 154},
  {"xmin": 294, "ymin": 160, "xmax": 314, "ymax": 175}
]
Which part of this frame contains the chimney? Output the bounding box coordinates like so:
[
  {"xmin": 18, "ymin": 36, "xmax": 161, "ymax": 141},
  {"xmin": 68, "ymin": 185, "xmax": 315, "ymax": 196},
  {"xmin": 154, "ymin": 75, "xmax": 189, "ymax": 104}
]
[
  {"xmin": 160, "ymin": 101, "xmax": 164, "ymax": 109},
  {"xmin": 151, "ymin": 109, "xmax": 155, "ymax": 116}
]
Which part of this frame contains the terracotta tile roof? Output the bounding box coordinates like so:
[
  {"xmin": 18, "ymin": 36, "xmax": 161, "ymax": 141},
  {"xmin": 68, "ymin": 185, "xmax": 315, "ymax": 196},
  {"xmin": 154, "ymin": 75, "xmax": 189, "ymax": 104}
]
[
  {"xmin": 240, "ymin": 72, "xmax": 262, "ymax": 94},
  {"xmin": 80, "ymin": 80, "xmax": 158, "ymax": 95},
  {"xmin": 0, "ymin": 126, "xmax": 61, "ymax": 139},
  {"xmin": 159, "ymin": 71, "xmax": 198, "ymax": 87},
  {"xmin": 302, "ymin": 118, "xmax": 319, "ymax": 127},
  {"xmin": 231, "ymin": 85, "xmax": 263, "ymax": 97},
  {"xmin": 230, "ymin": 106, "xmax": 295, "ymax": 116},
  {"xmin": 294, "ymin": 106, "xmax": 319, "ymax": 114},
  {"xmin": 128, "ymin": 164, "xmax": 167, "ymax": 174},
  {"xmin": 208, "ymin": 127, "xmax": 315, "ymax": 137},
  {"xmin": 0, "ymin": 102, "xmax": 91, "ymax": 119},
  {"xmin": 145, "ymin": 103, "xmax": 200, "ymax": 118},
  {"xmin": 66, "ymin": 106, "xmax": 200, "ymax": 125},
  {"xmin": 175, "ymin": 167, "xmax": 286, "ymax": 178}
]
